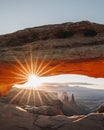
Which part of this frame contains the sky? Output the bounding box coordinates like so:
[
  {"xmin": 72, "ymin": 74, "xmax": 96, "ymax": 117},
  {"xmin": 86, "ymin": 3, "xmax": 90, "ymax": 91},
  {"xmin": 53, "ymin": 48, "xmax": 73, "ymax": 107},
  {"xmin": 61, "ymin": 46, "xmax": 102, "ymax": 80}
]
[
  {"xmin": 42, "ymin": 74, "xmax": 104, "ymax": 89},
  {"xmin": 0, "ymin": 0, "xmax": 104, "ymax": 89},
  {"xmin": 0, "ymin": 0, "xmax": 104, "ymax": 34}
]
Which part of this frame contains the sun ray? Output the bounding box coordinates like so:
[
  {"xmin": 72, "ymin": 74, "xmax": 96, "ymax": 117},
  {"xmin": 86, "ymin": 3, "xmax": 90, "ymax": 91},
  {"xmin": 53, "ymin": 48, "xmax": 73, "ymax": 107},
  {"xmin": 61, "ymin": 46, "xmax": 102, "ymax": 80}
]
[
  {"xmin": 9, "ymin": 88, "xmax": 24, "ymax": 104},
  {"xmin": 30, "ymin": 46, "xmax": 34, "ymax": 74},
  {"xmin": 32, "ymin": 88, "xmax": 36, "ymax": 105},
  {"xmin": 35, "ymin": 48, "xmax": 56, "ymax": 76},
  {"xmin": 14, "ymin": 80, "xmax": 27, "ymax": 85},
  {"xmin": 6, "ymin": 49, "xmax": 29, "ymax": 81},
  {"xmin": 37, "ymin": 59, "xmax": 54, "ymax": 76},
  {"xmin": 12, "ymin": 54, "xmax": 29, "ymax": 75},
  {"xmin": 22, "ymin": 52, "xmax": 31, "ymax": 74},
  {"xmin": 11, "ymin": 71, "xmax": 27, "ymax": 79},
  {"xmin": 33, "ymin": 51, "xmax": 41, "ymax": 75},
  {"xmin": 41, "ymin": 91, "xmax": 50, "ymax": 102},
  {"xmin": 19, "ymin": 89, "xmax": 28, "ymax": 104},
  {"xmin": 33, "ymin": 44, "xmax": 43, "ymax": 74},
  {"xmin": 35, "ymin": 54, "xmax": 47, "ymax": 75},
  {"xmin": 36, "ymin": 89, "xmax": 43, "ymax": 106},
  {"xmin": 13, "ymin": 64, "xmax": 29, "ymax": 76},
  {"xmin": 26, "ymin": 88, "xmax": 32, "ymax": 105},
  {"xmin": 39, "ymin": 64, "xmax": 60, "ymax": 76}
]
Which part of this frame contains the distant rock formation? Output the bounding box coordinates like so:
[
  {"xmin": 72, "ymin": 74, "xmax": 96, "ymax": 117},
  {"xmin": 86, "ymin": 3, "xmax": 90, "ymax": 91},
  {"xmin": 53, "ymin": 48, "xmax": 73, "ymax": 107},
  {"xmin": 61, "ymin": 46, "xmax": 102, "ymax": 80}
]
[
  {"xmin": 61, "ymin": 91, "xmax": 70, "ymax": 103},
  {"xmin": 97, "ymin": 103, "xmax": 104, "ymax": 113},
  {"xmin": 60, "ymin": 92, "xmax": 89, "ymax": 116},
  {"xmin": 61, "ymin": 92, "xmax": 76, "ymax": 104},
  {"xmin": 70, "ymin": 93, "xmax": 76, "ymax": 104}
]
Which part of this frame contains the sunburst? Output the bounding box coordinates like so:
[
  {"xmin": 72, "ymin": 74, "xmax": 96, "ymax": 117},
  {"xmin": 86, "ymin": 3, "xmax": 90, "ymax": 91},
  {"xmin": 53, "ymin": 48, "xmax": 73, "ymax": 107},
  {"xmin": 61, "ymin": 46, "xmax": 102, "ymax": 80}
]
[
  {"xmin": 7, "ymin": 46, "xmax": 60, "ymax": 105},
  {"xmin": 23, "ymin": 74, "xmax": 43, "ymax": 88}
]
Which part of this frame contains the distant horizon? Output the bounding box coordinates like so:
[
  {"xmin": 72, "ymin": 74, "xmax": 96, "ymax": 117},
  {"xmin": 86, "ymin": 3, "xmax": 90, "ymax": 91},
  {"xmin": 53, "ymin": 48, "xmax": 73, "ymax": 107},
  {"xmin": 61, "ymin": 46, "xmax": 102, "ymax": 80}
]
[{"xmin": 13, "ymin": 74, "xmax": 104, "ymax": 90}]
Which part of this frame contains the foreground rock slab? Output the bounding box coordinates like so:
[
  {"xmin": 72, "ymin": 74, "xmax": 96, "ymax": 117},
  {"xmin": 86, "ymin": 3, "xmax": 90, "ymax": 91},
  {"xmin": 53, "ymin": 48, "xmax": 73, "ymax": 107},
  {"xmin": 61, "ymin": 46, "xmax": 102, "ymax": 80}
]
[{"xmin": 0, "ymin": 102, "xmax": 104, "ymax": 130}]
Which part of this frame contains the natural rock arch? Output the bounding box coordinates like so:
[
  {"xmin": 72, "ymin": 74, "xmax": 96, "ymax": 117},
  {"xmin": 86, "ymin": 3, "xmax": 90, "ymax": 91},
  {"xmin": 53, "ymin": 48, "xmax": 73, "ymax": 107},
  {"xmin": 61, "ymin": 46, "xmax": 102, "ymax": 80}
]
[{"xmin": 0, "ymin": 21, "xmax": 104, "ymax": 95}]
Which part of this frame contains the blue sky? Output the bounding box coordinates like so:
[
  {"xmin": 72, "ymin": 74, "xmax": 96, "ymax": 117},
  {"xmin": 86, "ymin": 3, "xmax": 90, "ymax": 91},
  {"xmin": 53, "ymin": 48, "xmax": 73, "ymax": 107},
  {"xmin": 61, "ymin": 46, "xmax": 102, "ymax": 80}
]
[{"xmin": 0, "ymin": 0, "xmax": 104, "ymax": 34}]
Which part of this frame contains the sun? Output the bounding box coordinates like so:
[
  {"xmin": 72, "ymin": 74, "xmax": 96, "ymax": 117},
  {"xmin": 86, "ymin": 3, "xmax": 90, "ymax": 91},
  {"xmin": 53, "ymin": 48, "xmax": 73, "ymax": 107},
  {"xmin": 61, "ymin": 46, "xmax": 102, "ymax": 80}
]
[
  {"xmin": 13, "ymin": 74, "xmax": 44, "ymax": 89},
  {"xmin": 28, "ymin": 74, "xmax": 38, "ymax": 85},
  {"xmin": 23, "ymin": 74, "xmax": 43, "ymax": 88}
]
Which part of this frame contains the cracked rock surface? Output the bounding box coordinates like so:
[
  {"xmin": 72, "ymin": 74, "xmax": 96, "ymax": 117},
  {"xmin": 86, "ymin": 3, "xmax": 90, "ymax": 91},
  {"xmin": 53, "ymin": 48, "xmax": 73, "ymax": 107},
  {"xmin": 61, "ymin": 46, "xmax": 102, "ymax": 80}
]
[{"xmin": 0, "ymin": 102, "xmax": 104, "ymax": 130}]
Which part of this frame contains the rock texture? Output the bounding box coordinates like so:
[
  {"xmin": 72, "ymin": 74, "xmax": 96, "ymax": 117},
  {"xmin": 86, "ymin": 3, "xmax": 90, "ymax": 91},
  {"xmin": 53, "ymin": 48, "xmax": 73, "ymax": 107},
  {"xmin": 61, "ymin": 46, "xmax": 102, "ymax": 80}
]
[
  {"xmin": 0, "ymin": 102, "xmax": 104, "ymax": 130},
  {"xmin": 0, "ymin": 21, "xmax": 104, "ymax": 94},
  {"xmin": 24, "ymin": 105, "xmax": 63, "ymax": 116}
]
